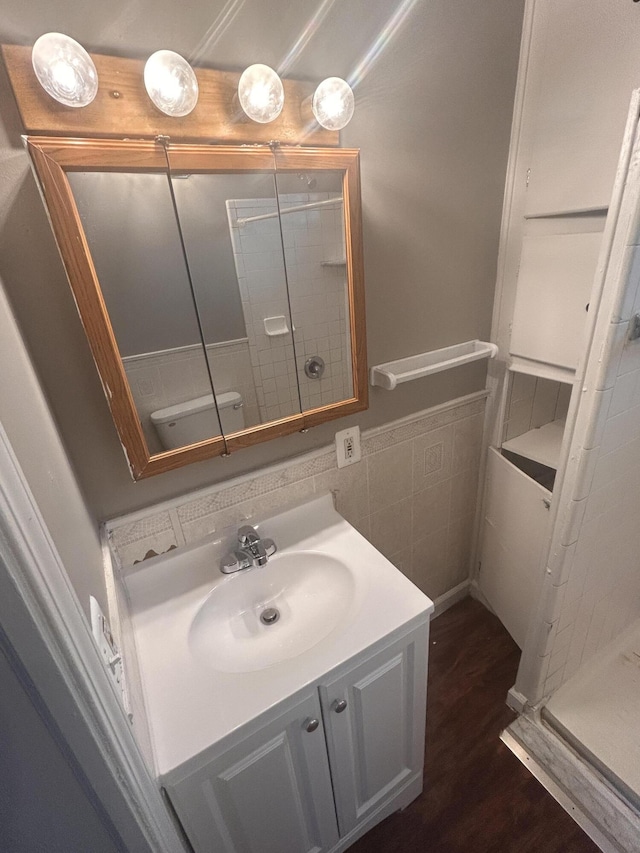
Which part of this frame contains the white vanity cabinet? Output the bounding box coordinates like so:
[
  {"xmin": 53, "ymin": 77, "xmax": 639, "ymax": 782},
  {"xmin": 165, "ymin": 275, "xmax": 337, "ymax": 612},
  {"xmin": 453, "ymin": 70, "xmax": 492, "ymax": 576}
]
[
  {"xmin": 320, "ymin": 627, "xmax": 428, "ymax": 837},
  {"xmin": 164, "ymin": 621, "xmax": 429, "ymax": 853},
  {"xmin": 165, "ymin": 690, "xmax": 339, "ymax": 853}
]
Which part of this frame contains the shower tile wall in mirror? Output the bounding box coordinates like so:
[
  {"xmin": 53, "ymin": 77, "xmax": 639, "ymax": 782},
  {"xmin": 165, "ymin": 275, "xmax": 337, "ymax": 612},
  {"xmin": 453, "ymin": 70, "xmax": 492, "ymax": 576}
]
[{"xmin": 27, "ymin": 139, "xmax": 366, "ymax": 477}]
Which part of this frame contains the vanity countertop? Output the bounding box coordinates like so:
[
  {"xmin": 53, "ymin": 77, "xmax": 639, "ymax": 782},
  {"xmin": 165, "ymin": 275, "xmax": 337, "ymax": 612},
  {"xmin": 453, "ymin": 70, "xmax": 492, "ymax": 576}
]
[{"xmin": 124, "ymin": 494, "xmax": 433, "ymax": 780}]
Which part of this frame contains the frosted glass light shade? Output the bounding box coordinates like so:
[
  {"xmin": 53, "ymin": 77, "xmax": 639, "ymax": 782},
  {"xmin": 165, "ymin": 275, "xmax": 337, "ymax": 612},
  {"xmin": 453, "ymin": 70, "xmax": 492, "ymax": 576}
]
[
  {"xmin": 237, "ymin": 64, "xmax": 284, "ymax": 124},
  {"xmin": 312, "ymin": 77, "xmax": 354, "ymax": 131},
  {"xmin": 31, "ymin": 33, "xmax": 98, "ymax": 108},
  {"xmin": 144, "ymin": 50, "xmax": 198, "ymax": 117}
]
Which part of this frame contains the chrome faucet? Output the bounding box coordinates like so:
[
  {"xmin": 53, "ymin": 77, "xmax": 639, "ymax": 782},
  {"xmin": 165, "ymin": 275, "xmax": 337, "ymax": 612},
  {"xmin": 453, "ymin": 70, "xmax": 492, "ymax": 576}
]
[{"xmin": 220, "ymin": 525, "xmax": 277, "ymax": 574}]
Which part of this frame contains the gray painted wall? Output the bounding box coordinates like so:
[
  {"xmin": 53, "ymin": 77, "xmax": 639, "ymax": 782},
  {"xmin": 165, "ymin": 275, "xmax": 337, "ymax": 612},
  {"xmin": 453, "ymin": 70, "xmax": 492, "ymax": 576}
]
[
  {"xmin": 0, "ymin": 0, "xmax": 525, "ymax": 520},
  {"xmin": 0, "ymin": 639, "xmax": 120, "ymax": 852}
]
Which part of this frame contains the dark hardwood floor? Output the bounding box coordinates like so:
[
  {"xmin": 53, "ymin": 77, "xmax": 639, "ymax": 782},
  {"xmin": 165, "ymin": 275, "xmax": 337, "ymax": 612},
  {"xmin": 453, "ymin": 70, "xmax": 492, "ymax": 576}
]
[{"xmin": 350, "ymin": 598, "xmax": 599, "ymax": 853}]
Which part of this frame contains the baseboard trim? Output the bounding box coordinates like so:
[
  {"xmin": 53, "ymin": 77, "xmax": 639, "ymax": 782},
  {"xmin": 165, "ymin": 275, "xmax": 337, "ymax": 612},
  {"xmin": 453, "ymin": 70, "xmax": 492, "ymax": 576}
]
[
  {"xmin": 506, "ymin": 687, "xmax": 529, "ymax": 714},
  {"xmin": 432, "ymin": 581, "xmax": 471, "ymax": 618},
  {"xmin": 469, "ymin": 579, "xmax": 495, "ymax": 614}
]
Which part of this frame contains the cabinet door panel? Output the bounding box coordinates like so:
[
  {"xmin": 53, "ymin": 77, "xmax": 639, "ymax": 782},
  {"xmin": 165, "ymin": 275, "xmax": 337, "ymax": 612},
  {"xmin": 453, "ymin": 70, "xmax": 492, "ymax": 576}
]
[
  {"xmin": 510, "ymin": 232, "xmax": 602, "ymax": 370},
  {"xmin": 478, "ymin": 448, "xmax": 551, "ymax": 648},
  {"xmin": 524, "ymin": 1, "xmax": 640, "ymax": 215},
  {"xmin": 167, "ymin": 691, "xmax": 338, "ymax": 853},
  {"xmin": 320, "ymin": 627, "xmax": 428, "ymax": 835}
]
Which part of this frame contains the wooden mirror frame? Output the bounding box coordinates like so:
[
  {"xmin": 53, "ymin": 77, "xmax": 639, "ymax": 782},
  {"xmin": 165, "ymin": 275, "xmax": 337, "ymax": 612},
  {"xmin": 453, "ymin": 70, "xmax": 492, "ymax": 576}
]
[{"xmin": 27, "ymin": 137, "xmax": 367, "ymax": 478}]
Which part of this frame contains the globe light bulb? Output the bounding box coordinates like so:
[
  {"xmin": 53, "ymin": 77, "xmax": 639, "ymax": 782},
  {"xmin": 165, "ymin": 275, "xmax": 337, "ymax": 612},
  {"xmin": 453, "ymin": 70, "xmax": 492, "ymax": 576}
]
[
  {"xmin": 144, "ymin": 50, "xmax": 199, "ymax": 117},
  {"xmin": 312, "ymin": 77, "xmax": 354, "ymax": 131},
  {"xmin": 31, "ymin": 33, "xmax": 98, "ymax": 108},
  {"xmin": 238, "ymin": 64, "xmax": 284, "ymax": 124}
]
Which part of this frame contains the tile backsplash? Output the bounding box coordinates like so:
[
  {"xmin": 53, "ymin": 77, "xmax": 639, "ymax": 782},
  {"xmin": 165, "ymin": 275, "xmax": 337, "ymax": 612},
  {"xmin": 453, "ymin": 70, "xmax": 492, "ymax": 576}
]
[{"xmin": 107, "ymin": 392, "xmax": 487, "ymax": 602}]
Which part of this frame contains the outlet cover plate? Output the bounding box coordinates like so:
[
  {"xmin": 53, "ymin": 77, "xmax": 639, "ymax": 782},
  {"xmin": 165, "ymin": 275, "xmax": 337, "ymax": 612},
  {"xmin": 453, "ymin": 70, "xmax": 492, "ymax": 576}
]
[
  {"xmin": 90, "ymin": 596, "xmax": 132, "ymax": 721},
  {"xmin": 335, "ymin": 425, "xmax": 361, "ymax": 468}
]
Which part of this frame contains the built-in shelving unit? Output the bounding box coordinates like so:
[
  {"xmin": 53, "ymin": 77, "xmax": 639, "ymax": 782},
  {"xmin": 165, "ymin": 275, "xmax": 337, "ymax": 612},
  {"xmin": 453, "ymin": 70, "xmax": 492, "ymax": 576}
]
[
  {"xmin": 370, "ymin": 340, "xmax": 498, "ymax": 390},
  {"xmin": 502, "ymin": 419, "xmax": 565, "ymax": 470}
]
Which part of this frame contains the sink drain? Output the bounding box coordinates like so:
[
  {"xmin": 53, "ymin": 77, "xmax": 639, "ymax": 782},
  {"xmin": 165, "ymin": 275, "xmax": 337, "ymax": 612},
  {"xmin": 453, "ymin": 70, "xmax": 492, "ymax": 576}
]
[{"xmin": 260, "ymin": 607, "xmax": 280, "ymax": 625}]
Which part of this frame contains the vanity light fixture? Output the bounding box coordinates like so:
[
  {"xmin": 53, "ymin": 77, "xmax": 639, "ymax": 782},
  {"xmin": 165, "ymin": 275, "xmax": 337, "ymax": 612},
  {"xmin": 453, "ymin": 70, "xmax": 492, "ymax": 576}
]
[
  {"xmin": 31, "ymin": 33, "xmax": 98, "ymax": 108},
  {"xmin": 237, "ymin": 63, "xmax": 284, "ymax": 123},
  {"xmin": 312, "ymin": 77, "xmax": 355, "ymax": 131},
  {"xmin": 144, "ymin": 50, "xmax": 199, "ymax": 117}
]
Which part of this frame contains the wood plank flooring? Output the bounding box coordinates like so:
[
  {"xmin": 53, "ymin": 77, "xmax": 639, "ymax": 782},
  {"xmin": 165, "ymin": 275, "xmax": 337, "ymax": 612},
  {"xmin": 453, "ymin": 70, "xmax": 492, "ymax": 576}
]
[{"xmin": 350, "ymin": 598, "xmax": 600, "ymax": 853}]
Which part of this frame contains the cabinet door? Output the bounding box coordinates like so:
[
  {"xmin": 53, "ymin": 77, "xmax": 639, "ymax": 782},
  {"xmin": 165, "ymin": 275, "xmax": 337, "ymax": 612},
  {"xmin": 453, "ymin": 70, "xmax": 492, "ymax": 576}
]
[
  {"xmin": 478, "ymin": 448, "xmax": 551, "ymax": 648},
  {"xmin": 320, "ymin": 626, "xmax": 429, "ymax": 836},
  {"xmin": 166, "ymin": 690, "xmax": 338, "ymax": 853},
  {"xmin": 510, "ymin": 232, "xmax": 602, "ymax": 370},
  {"xmin": 524, "ymin": 0, "xmax": 640, "ymax": 216}
]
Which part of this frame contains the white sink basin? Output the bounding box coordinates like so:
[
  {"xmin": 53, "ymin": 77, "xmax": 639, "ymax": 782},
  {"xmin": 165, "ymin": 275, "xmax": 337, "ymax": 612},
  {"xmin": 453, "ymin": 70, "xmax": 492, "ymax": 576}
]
[
  {"xmin": 189, "ymin": 551, "xmax": 355, "ymax": 672},
  {"xmin": 124, "ymin": 494, "xmax": 433, "ymax": 777}
]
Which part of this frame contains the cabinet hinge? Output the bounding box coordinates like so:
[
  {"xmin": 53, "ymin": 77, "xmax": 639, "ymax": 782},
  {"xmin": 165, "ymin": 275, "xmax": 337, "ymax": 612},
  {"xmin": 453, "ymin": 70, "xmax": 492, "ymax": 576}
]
[{"xmin": 526, "ymin": 168, "xmax": 531, "ymax": 188}]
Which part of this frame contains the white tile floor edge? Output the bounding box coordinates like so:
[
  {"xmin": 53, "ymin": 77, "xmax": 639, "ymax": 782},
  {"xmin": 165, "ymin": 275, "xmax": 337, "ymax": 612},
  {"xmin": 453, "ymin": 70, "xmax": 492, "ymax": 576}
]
[{"xmin": 502, "ymin": 715, "xmax": 640, "ymax": 853}]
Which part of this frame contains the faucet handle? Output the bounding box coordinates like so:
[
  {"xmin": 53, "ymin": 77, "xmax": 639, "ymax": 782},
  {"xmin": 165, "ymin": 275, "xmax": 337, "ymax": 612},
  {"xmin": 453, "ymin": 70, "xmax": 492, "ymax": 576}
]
[
  {"xmin": 262, "ymin": 538, "xmax": 277, "ymax": 558},
  {"xmin": 220, "ymin": 552, "xmax": 241, "ymax": 574},
  {"xmin": 238, "ymin": 525, "xmax": 260, "ymax": 546}
]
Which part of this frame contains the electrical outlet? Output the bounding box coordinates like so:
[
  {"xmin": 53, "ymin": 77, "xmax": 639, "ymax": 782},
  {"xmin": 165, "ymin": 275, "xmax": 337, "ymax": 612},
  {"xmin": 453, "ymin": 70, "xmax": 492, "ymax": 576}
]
[
  {"xmin": 335, "ymin": 425, "xmax": 361, "ymax": 468},
  {"xmin": 90, "ymin": 596, "xmax": 132, "ymax": 721}
]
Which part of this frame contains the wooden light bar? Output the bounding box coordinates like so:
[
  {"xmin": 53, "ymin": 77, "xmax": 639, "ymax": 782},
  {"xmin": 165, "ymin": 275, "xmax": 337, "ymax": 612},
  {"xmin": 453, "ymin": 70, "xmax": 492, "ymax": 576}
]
[{"xmin": 1, "ymin": 44, "xmax": 338, "ymax": 146}]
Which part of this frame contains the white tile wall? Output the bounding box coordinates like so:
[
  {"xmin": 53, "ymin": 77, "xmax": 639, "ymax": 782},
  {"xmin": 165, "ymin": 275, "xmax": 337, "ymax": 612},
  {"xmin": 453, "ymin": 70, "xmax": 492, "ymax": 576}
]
[
  {"xmin": 227, "ymin": 194, "xmax": 352, "ymax": 422},
  {"xmin": 539, "ymin": 236, "xmax": 640, "ymax": 696},
  {"xmin": 106, "ymin": 393, "xmax": 487, "ymax": 603},
  {"xmin": 503, "ymin": 373, "xmax": 570, "ymax": 442},
  {"xmin": 227, "ymin": 198, "xmax": 300, "ymax": 422}
]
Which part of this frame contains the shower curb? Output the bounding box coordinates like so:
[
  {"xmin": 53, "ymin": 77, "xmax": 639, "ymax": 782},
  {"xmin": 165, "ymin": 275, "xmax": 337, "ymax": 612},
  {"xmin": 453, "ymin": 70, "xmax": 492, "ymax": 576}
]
[{"xmin": 502, "ymin": 715, "xmax": 640, "ymax": 853}]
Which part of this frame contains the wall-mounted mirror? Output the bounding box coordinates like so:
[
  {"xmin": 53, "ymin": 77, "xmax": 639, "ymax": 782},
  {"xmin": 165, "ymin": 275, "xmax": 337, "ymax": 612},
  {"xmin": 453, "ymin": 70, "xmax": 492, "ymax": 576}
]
[{"xmin": 27, "ymin": 139, "xmax": 367, "ymax": 478}]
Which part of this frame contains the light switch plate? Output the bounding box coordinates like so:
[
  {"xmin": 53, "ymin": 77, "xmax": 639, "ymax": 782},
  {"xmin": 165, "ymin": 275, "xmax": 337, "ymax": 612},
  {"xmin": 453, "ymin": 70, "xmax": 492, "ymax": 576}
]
[
  {"xmin": 90, "ymin": 596, "xmax": 132, "ymax": 721},
  {"xmin": 335, "ymin": 425, "xmax": 361, "ymax": 468}
]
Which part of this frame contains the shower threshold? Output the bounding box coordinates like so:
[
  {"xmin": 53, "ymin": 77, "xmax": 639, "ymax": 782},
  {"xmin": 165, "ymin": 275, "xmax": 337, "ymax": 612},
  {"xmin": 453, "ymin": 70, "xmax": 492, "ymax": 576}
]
[{"xmin": 542, "ymin": 619, "xmax": 640, "ymax": 815}]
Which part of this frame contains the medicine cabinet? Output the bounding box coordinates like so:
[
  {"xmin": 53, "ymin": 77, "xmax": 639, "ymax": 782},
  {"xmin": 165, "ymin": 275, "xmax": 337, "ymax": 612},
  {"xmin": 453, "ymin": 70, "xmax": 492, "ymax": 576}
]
[{"xmin": 27, "ymin": 137, "xmax": 367, "ymax": 478}]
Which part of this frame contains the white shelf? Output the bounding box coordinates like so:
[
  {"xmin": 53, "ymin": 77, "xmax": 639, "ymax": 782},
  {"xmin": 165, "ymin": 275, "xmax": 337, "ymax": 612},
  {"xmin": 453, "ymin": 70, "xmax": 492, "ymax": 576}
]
[
  {"xmin": 509, "ymin": 355, "xmax": 576, "ymax": 385},
  {"xmin": 369, "ymin": 340, "xmax": 498, "ymax": 391},
  {"xmin": 502, "ymin": 419, "xmax": 565, "ymax": 470}
]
